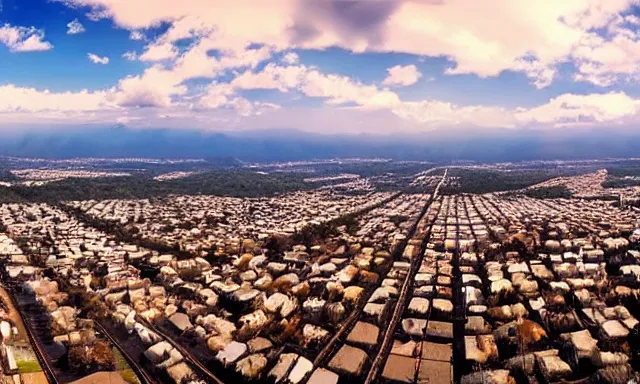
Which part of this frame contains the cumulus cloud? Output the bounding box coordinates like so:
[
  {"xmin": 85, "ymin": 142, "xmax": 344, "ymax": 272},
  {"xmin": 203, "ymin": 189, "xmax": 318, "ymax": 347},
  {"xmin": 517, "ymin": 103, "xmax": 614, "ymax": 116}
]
[
  {"xmin": 122, "ymin": 51, "xmax": 138, "ymax": 61},
  {"xmin": 87, "ymin": 53, "xmax": 109, "ymax": 64},
  {"xmin": 382, "ymin": 64, "xmax": 422, "ymax": 87},
  {"xmin": 391, "ymin": 101, "xmax": 515, "ymax": 128},
  {"xmin": 199, "ymin": 82, "xmax": 234, "ymax": 109},
  {"xmin": 227, "ymin": 61, "xmax": 640, "ymax": 127},
  {"xmin": 67, "ymin": 19, "xmax": 85, "ymax": 34},
  {"xmin": 182, "ymin": 82, "xmax": 281, "ymax": 117},
  {"xmin": 130, "ymin": 31, "xmax": 145, "ymax": 41},
  {"xmin": 167, "ymin": 39, "xmax": 272, "ymax": 83},
  {"xmin": 0, "ymin": 84, "xmax": 114, "ymax": 112},
  {"xmin": 114, "ymin": 66, "xmax": 186, "ymax": 107},
  {"xmin": 515, "ymin": 91, "xmax": 640, "ymax": 126},
  {"xmin": 139, "ymin": 42, "xmax": 178, "ymax": 61},
  {"xmin": 10, "ymin": 0, "xmax": 640, "ymax": 130},
  {"xmin": 52, "ymin": 0, "xmax": 640, "ymax": 87},
  {"xmin": 282, "ymin": 52, "xmax": 299, "ymax": 64},
  {"xmin": 111, "ymin": 44, "xmax": 272, "ymax": 109},
  {"xmin": 512, "ymin": 58, "xmax": 557, "ymax": 89},
  {"xmin": 3, "ymin": 76, "xmax": 640, "ymax": 131},
  {"xmin": 231, "ymin": 64, "xmax": 510, "ymax": 125},
  {"xmin": 229, "ymin": 97, "xmax": 280, "ymax": 116},
  {"xmin": 231, "ymin": 63, "xmax": 308, "ymax": 92},
  {"xmin": 0, "ymin": 24, "xmax": 53, "ymax": 52},
  {"xmin": 302, "ymin": 70, "xmax": 401, "ymax": 108},
  {"xmin": 231, "ymin": 63, "xmax": 400, "ymax": 108},
  {"xmin": 571, "ymin": 29, "xmax": 640, "ymax": 87}
]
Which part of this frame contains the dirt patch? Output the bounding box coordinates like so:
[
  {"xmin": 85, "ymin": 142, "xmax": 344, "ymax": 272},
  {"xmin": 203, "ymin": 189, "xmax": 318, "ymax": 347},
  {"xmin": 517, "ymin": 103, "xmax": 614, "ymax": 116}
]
[{"xmin": 20, "ymin": 372, "xmax": 48, "ymax": 384}]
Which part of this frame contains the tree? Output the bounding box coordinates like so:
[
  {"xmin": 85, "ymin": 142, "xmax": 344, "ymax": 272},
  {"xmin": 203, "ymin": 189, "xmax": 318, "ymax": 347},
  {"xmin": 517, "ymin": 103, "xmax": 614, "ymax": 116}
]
[
  {"xmin": 65, "ymin": 286, "xmax": 109, "ymax": 320},
  {"xmin": 67, "ymin": 341, "xmax": 116, "ymax": 374},
  {"xmin": 264, "ymin": 235, "xmax": 292, "ymax": 258}
]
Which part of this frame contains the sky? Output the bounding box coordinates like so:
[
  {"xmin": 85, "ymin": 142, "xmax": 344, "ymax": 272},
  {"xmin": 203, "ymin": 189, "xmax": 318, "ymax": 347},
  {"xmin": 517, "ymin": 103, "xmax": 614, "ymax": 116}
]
[{"xmin": 2, "ymin": 0, "xmax": 640, "ymax": 134}]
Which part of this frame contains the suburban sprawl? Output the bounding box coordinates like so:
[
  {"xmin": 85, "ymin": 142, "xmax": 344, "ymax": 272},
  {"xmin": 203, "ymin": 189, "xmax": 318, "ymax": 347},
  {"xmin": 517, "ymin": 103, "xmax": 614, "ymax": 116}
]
[{"xmin": 0, "ymin": 157, "xmax": 640, "ymax": 384}]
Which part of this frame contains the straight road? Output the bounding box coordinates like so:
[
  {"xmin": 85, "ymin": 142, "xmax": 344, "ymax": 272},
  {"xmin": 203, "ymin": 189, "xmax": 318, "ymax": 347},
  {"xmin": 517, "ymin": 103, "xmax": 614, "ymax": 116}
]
[{"xmin": 364, "ymin": 170, "xmax": 448, "ymax": 384}]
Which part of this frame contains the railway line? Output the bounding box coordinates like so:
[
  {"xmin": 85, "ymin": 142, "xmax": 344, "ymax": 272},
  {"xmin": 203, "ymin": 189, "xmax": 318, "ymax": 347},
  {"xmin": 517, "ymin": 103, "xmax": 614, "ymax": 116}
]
[
  {"xmin": 364, "ymin": 170, "xmax": 449, "ymax": 384},
  {"xmin": 94, "ymin": 320, "xmax": 159, "ymax": 384},
  {"xmin": 54, "ymin": 277, "xmax": 165, "ymax": 384},
  {"xmin": 136, "ymin": 316, "xmax": 225, "ymax": 384},
  {"xmin": 313, "ymin": 303, "xmax": 363, "ymax": 367},
  {"xmin": 127, "ymin": 190, "xmax": 409, "ymax": 382},
  {"xmin": 312, "ymin": 189, "xmax": 437, "ymax": 369},
  {"xmin": 451, "ymin": 196, "xmax": 465, "ymax": 383},
  {"xmin": 9, "ymin": 275, "xmax": 180, "ymax": 384},
  {"xmin": 0, "ymin": 168, "xmax": 449, "ymax": 384},
  {"xmin": 412, "ymin": 197, "xmax": 448, "ymax": 383},
  {"xmin": 2, "ymin": 284, "xmax": 59, "ymax": 384}
]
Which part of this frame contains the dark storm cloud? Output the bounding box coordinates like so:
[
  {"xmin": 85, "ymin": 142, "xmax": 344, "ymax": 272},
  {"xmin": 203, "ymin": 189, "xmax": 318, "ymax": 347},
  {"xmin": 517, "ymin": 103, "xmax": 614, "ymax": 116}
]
[{"xmin": 290, "ymin": 0, "xmax": 403, "ymax": 47}]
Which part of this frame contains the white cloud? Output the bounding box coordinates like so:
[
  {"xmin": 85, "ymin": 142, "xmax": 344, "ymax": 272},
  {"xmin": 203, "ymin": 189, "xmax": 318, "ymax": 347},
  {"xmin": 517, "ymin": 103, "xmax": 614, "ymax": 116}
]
[
  {"xmin": 231, "ymin": 63, "xmax": 400, "ymax": 108},
  {"xmin": 228, "ymin": 62, "xmax": 640, "ymax": 127},
  {"xmin": 282, "ymin": 52, "xmax": 299, "ymax": 64},
  {"xmin": 382, "ymin": 64, "xmax": 422, "ymax": 87},
  {"xmin": 302, "ymin": 70, "xmax": 401, "ymax": 108},
  {"xmin": 0, "ymin": 84, "xmax": 114, "ymax": 112},
  {"xmin": 122, "ymin": 51, "xmax": 138, "ymax": 61},
  {"xmin": 571, "ymin": 30, "xmax": 640, "ymax": 87},
  {"xmin": 198, "ymin": 83, "xmax": 280, "ymax": 116},
  {"xmin": 512, "ymin": 58, "xmax": 557, "ymax": 89},
  {"xmin": 130, "ymin": 31, "xmax": 145, "ymax": 41},
  {"xmin": 139, "ymin": 42, "xmax": 178, "ymax": 61},
  {"xmin": 515, "ymin": 91, "xmax": 640, "ymax": 126},
  {"xmin": 390, "ymin": 101, "xmax": 511, "ymax": 127},
  {"xmin": 85, "ymin": 8, "xmax": 111, "ymax": 22},
  {"xmin": 199, "ymin": 82, "xmax": 234, "ymax": 109},
  {"xmin": 53, "ymin": 0, "xmax": 640, "ymax": 87},
  {"xmin": 158, "ymin": 15, "xmax": 216, "ymax": 44},
  {"xmin": 114, "ymin": 65, "xmax": 186, "ymax": 107},
  {"xmin": 231, "ymin": 63, "xmax": 308, "ymax": 92},
  {"xmin": 67, "ymin": 19, "xmax": 86, "ymax": 34},
  {"xmin": 391, "ymin": 91, "xmax": 640, "ymax": 128},
  {"xmin": 229, "ymin": 97, "xmax": 280, "ymax": 116},
  {"xmin": 12, "ymin": 35, "xmax": 54, "ymax": 52},
  {"xmin": 111, "ymin": 44, "xmax": 272, "ymax": 109},
  {"xmin": 0, "ymin": 24, "xmax": 53, "ymax": 52},
  {"xmin": 10, "ymin": 0, "xmax": 640, "ymax": 129},
  {"xmin": 87, "ymin": 53, "xmax": 109, "ymax": 64},
  {"xmin": 2, "ymin": 75, "xmax": 640, "ymax": 132}
]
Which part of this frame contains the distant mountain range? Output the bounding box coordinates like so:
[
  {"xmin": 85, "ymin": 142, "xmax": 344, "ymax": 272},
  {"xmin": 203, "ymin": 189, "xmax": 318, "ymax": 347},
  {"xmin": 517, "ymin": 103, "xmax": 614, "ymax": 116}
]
[{"xmin": 0, "ymin": 125, "xmax": 638, "ymax": 162}]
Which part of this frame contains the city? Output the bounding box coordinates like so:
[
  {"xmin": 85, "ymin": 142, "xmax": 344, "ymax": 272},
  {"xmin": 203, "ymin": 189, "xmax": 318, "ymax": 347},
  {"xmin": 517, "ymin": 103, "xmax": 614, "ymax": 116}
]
[{"xmin": 0, "ymin": 158, "xmax": 636, "ymax": 383}]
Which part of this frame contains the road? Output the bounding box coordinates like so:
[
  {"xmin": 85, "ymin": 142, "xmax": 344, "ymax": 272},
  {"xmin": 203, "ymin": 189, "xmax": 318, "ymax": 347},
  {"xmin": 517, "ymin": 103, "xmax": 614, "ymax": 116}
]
[
  {"xmin": 0, "ymin": 285, "xmax": 58, "ymax": 384},
  {"xmin": 136, "ymin": 317, "xmax": 225, "ymax": 384},
  {"xmin": 364, "ymin": 170, "xmax": 448, "ymax": 384},
  {"xmin": 94, "ymin": 320, "xmax": 159, "ymax": 384}
]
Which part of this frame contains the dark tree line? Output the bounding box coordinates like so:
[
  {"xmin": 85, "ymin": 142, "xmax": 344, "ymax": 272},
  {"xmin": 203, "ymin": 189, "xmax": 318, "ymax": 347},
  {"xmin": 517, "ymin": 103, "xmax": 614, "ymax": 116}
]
[
  {"xmin": 524, "ymin": 186, "xmax": 573, "ymax": 199},
  {"xmin": 440, "ymin": 169, "xmax": 562, "ymax": 195},
  {"xmin": 57, "ymin": 204, "xmax": 196, "ymax": 259},
  {"xmin": 7, "ymin": 171, "xmax": 315, "ymax": 203}
]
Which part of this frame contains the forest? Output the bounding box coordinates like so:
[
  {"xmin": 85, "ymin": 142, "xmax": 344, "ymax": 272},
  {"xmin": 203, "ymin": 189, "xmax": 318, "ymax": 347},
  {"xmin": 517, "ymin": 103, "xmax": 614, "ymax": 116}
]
[
  {"xmin": 602, "ymin": 178, "xmax": 640, "ymax": 189},
  {"xmin": 601, "ymin": 166, "xmax": 640, "ymax": 189},
  {"xmin": 0, "ymin": 161, "xmax": 438, "ymax": 202},
  {"xmin": 523, "ymin": 186, "xmax": 573, "ymax": 199},
  {"xmin": 0, "ymin": 161, "xmax": 627, "ymax": 203},
  {"xmin": 439, "ymin": 169, "xmax": 564, "ymax": 195},
  {"xmin": 7, "ymin": 171, "xmax": 313, "ymax": 202}
]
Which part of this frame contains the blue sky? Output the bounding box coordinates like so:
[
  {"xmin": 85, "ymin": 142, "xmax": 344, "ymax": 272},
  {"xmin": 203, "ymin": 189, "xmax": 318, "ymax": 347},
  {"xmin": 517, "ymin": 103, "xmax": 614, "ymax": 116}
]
[
  {"xmin": 0, "ymin": 0, "xmax": 145, "ymax": 90},
  {"xmin": 1, "ymin": 0, "xmax": 640, "ymax": 133}
]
